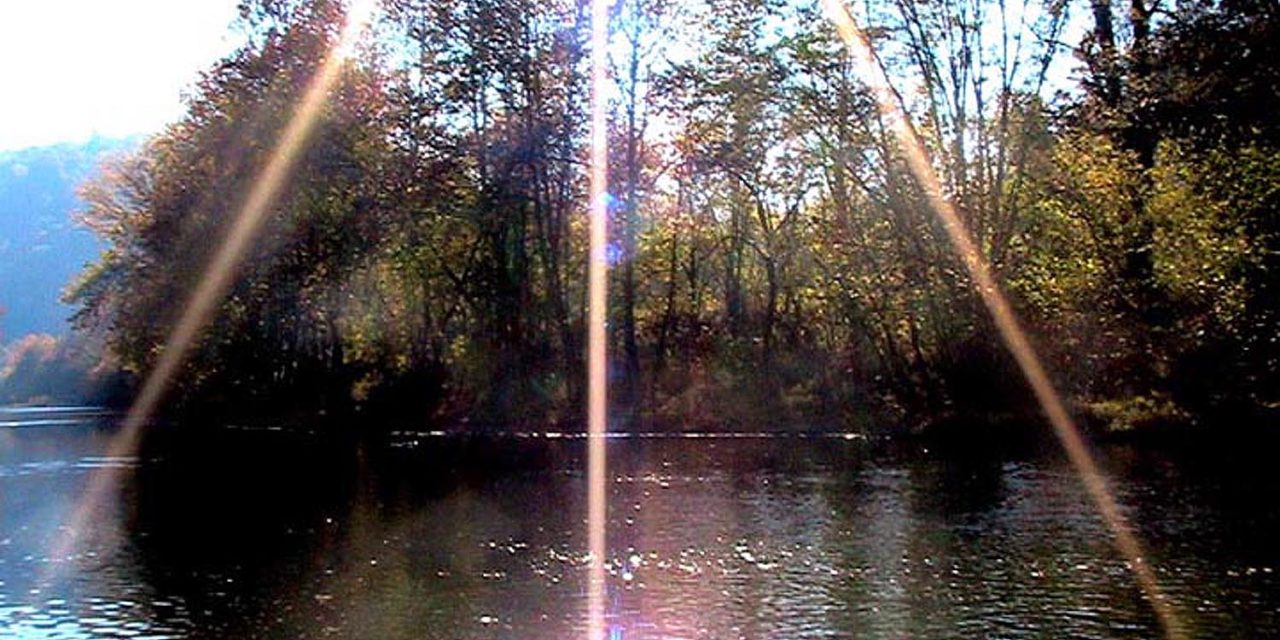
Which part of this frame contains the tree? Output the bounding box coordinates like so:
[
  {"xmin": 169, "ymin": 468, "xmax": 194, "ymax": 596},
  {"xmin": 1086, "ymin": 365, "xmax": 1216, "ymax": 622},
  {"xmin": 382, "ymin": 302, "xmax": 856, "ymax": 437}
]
[{"xmin": 70, "ymin": 0, "xmax": 395, "ymax": 419}]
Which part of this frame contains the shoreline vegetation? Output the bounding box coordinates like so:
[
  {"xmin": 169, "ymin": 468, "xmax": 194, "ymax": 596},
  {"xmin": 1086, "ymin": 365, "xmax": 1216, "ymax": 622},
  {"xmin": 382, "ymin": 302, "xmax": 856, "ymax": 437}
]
[{"xmin": 1, "ymin": 0, "xmax": 1277, "ymax": 442}]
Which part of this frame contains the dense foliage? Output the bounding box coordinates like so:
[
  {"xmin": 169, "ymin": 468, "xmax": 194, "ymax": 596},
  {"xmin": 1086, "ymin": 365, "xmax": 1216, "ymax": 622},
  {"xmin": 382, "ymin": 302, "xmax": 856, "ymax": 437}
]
[{"xmin": 59, "ymin": 0, "xmax": 1280, "ymax": 432}]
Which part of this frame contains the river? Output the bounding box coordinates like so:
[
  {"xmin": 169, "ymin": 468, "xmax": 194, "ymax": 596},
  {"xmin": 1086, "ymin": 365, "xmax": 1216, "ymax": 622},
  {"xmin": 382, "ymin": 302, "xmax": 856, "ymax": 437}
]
[{"xmin": 2, "ymin": 409, "xmax": 1278, "ymax": 638}]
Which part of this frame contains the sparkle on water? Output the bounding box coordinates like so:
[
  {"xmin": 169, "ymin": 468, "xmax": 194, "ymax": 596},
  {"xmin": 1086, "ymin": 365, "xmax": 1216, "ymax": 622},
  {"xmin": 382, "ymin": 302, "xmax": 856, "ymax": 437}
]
[{"xmin": 3, "ymin": 414, "xmax": 1280, "ymax": 639}]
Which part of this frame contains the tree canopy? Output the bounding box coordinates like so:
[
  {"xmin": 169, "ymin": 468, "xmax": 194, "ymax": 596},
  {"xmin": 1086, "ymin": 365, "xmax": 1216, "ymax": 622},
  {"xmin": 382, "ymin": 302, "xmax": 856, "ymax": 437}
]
[{"xmin": 57, "ymin": 0, "xmax": 1280, "ymax": 433}]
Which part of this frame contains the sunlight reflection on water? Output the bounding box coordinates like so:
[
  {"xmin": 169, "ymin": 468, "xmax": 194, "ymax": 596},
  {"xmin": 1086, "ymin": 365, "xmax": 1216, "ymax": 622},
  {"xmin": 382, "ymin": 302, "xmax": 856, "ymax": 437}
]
[{"xmin": 2, "ymin": 418, "xmax": 1279, "ymax": 639}]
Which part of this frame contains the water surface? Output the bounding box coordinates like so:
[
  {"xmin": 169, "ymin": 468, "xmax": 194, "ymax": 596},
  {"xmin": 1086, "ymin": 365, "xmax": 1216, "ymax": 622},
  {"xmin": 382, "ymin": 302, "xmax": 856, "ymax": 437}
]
[{"xmin": 2, "ymin": 412, "xmax": 1278, "ymax": 638}]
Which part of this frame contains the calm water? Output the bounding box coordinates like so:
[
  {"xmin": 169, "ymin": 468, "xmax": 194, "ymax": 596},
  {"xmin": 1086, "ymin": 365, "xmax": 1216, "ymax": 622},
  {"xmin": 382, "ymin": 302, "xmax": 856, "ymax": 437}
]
[{"xmin": 2, "ymin": 410, "xmax": 1279, "ymax": 638}]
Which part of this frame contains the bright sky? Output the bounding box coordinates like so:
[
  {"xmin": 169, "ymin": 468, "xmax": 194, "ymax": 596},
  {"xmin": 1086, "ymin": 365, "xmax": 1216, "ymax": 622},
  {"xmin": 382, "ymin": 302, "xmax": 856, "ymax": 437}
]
[{"xmin": 0, "ymin": 0, "xmax": 243, "ymax": 151}]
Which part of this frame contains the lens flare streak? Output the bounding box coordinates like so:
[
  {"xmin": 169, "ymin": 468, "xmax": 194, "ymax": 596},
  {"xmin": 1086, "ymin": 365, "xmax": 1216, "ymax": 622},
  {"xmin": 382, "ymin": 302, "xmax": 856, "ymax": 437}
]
[
  {"xmin": 45, "ymin": 0, "xmax": 377, "ymax": 585},
  {"xmin": 586, "ymin": 0, "xmax": 612, "ymax": 636},
  {"xmin": 818, "ymin": 1, "xmax": 1184, "ymax": 637}
]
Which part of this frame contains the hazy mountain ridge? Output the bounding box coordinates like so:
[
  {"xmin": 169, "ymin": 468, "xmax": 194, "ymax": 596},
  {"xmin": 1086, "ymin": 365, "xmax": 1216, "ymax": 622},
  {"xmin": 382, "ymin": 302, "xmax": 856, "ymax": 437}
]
[{"xmin": 0, "ymin": 136, "xmax": 141, "ymax": 343}]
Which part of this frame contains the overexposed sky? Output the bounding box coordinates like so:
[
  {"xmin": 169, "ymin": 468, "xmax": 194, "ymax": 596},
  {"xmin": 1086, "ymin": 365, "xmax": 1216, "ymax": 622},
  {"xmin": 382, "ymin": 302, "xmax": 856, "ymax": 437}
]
[{"xmin": 0, "ymin": 0, "xmax": 242, "ymax": 151}]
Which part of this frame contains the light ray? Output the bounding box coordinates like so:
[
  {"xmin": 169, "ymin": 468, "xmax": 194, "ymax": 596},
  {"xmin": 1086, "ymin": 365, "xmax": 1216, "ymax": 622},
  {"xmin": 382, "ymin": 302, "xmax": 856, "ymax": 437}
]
[
  {"xmin": 44, "ymin": 0, "xmax": 377, "ymax": 586},
  {"xmin": 818, "ymin": 1, "xmax": 1184, "ymax": 638},
  {"xmin": 586, "ymin": 0, "xmax": 612, "ymax": 635}
]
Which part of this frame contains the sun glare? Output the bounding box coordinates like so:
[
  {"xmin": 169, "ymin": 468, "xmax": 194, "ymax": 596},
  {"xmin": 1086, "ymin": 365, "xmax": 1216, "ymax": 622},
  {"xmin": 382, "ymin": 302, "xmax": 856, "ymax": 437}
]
[
  {"xmin": 586, "ymin": 0, "xmax": 613, "ymax": 635},
  {"xmin": 336, "ymin": 0, "xmax": 378, "ymax": 61}
]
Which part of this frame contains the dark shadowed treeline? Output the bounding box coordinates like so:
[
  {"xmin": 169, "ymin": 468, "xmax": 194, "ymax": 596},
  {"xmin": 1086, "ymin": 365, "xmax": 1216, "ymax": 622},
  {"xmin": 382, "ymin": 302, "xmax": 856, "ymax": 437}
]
[{"xmin": 57, "ymin": 0, "xmax": 1280, "ymax": 432}]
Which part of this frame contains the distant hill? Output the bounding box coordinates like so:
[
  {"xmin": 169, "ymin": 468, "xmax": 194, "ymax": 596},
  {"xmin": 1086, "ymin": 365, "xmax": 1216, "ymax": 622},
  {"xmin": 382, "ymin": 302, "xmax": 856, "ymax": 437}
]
[{"xmin": 0, "ymin": 136, "xmax": 142, "ymax": 343}]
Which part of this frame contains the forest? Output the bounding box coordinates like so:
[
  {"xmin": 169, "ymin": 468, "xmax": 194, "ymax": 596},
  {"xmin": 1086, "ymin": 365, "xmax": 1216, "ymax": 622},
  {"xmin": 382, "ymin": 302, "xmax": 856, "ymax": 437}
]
[{"xmin": 48, "ymin": 0, "xmax": 1280, "ymax": 434}]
